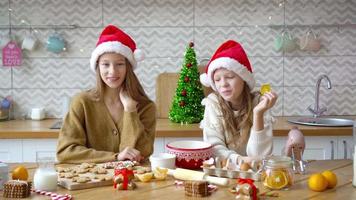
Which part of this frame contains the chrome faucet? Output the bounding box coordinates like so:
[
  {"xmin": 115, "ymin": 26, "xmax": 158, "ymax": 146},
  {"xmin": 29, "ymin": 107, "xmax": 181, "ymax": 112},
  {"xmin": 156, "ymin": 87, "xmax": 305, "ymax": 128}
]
[{"xmin": 307, "ymin": 75, "xmax": 332, "ymax": 117}]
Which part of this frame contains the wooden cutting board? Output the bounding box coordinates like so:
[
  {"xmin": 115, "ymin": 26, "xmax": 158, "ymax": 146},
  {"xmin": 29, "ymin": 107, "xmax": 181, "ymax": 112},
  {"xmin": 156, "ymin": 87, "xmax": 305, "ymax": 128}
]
[
  {"xmin": 57, "ymin": 164, "xmax": 114, "ymax": 191},
  {"xmin": 58, "ymin": 170, "xmax": 114, "ymax": 190},
  {"xmin": 56, "ymin": 162, "xmax": 151, "ymax": 191}
]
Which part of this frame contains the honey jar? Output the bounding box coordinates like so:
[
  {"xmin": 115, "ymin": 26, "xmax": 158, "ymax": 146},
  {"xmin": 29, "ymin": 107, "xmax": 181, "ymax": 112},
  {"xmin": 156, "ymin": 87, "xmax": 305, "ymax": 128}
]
[{"xmin": 262, "ymin": 156, "xmax": 294, "ymax": 190}]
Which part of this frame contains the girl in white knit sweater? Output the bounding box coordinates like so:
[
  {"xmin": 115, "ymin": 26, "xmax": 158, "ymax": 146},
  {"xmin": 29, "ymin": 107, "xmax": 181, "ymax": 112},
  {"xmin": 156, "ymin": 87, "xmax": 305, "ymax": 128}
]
[{"xmin": 199, "ymin": 40, "xmax": 278, "ymax": 164}]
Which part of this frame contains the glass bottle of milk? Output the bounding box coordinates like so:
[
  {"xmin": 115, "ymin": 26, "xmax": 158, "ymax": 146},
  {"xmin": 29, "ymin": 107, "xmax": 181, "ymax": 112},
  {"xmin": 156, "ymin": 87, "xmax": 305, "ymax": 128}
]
[
  {"xmin": 353, "ymin": 120, "xmax": 356, "ymax": 187},
  {"xmin": 33, "ymin": 156, "xmax": 58, "ymax": 191}
]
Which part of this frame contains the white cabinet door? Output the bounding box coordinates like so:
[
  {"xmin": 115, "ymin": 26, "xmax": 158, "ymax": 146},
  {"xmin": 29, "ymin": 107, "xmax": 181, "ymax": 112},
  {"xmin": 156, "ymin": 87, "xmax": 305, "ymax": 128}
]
[
  {"xmin": 22, "ymin": 139, "xmax": 58, "ymax": 162},
  {"xmin": 337, "ymin": 136, "xmax": 354, "ymax": 159},
  {"xmin": 303, "ymin": 136, "xmax": 338, "ymax": 160},
  {"xmin": 272, "ymin": 137, "xmax": 287, "ymax": 156},
  {"xmin": 153, "ymin": 138, "xmax": 165, "ymax": 156},
  {"xmin": 0, "ymin": 139, "xmax": 22, "ymax": 163}
]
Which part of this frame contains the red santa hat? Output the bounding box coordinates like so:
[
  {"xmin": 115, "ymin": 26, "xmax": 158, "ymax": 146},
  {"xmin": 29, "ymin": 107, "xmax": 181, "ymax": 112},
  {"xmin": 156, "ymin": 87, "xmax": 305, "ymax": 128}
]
[
  {"xmin": 200, "ymin": 40, "xmax": 255, "ymax": 91},
  {"xmin": 90, "ymin": 25, "xmax": 144, "ymax": 72}
]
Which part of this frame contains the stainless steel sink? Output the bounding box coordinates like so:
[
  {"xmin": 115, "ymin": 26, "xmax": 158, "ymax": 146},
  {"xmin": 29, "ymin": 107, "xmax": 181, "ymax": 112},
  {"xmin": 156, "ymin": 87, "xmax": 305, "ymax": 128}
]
[{"xmin": 288, "ymin": 117, "xmax": 354, "ymax": 127}]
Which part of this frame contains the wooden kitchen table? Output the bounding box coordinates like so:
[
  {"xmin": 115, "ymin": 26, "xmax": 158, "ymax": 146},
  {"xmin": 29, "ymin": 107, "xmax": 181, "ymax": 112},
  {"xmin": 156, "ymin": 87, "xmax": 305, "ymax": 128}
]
[{"xmin": 1, "ymin": 160, "xmax": 355, "ymax": 199}]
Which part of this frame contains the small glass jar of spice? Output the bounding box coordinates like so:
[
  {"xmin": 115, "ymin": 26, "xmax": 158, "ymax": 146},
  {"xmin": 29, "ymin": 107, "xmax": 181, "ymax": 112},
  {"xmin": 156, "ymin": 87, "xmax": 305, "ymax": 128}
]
[{"xmin": 262, "ymin": 156, "xmax": 294, "ymax": 190}]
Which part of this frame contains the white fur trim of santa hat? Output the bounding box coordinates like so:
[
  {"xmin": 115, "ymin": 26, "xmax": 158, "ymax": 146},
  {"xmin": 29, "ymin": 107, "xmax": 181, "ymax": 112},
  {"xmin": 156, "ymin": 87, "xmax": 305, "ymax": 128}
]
[
  {"xmin": 200, "ymin": 57, "xmax": 255, "ymax": 91},
  {"xmin": 90, "ymin": 41, "xmax": 137, "ymax": 72}
]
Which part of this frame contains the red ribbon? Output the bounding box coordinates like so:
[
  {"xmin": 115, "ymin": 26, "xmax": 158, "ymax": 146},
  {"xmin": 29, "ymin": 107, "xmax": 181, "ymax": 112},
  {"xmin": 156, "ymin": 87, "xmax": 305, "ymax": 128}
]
[
  {"xmin": 237, "ymin": 178, "xmax": 257, "ymax": 200},
  {"xmin": 114, "ymin": 168, "xmax": 134, "ymax": 190}
]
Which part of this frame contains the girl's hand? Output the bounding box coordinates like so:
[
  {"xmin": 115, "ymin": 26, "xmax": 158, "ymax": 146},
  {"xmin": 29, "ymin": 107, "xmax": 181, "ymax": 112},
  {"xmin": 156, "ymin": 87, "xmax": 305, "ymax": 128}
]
[
  {"xmin": 119, "ymin": 88, "xmax": 138, "ymax": 112},
  {"xmin": 117, "ymin": 147, "xmax": 144, "ymax": 162},
  {"xmin": 253, "ymin": 91, "xmax": 278, "ymax": 115}
]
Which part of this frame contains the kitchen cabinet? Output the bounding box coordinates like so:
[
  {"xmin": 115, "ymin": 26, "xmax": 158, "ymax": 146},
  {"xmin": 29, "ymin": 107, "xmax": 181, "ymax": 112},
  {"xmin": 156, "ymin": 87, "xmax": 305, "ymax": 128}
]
[
  {"xmin": 22, "ymin": 139, "xmax": 58, "ymax": 162},
  {"xmin": 0, "ymin": 136, "xmax": 351, "ymax": 162},
  {"xmin": 303, "ymin": 136, "xmax": 338, "ymax": 160},
  {"xmin": 274, "ymin": 136, "xmax": 338, "ymax": 160},
  {"xmin": 337, "ymin": 136, "xmax": 354, "ymax": 159},
  {"xmin": 0, "ymin": 139, "xmax": 22, "ymax": 162},
  {"xmin": 272, "ymin": 137, "xmax": 287, "ymax": 156},
  {"xmin": 273, "ymin": 136, "xmax": 354, "ymax": 160}
]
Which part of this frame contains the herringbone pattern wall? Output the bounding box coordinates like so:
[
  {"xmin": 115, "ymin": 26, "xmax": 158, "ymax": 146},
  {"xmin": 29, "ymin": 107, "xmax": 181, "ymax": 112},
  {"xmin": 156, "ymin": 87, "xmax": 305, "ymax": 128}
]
[{"xmin": 0, "ymin": 0, "xmax": 355, "ymax": 118}]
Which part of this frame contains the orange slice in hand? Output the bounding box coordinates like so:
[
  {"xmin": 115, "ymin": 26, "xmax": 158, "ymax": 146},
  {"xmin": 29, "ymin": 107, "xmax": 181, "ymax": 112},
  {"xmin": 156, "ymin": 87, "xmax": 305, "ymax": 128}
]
[
  {"xmin": 264, "ymin": 170, "xmax": 288, "ymax": 190},
  {"xmin": 260, "ymin": 83, "xmax": 271, "ymax": 95}
]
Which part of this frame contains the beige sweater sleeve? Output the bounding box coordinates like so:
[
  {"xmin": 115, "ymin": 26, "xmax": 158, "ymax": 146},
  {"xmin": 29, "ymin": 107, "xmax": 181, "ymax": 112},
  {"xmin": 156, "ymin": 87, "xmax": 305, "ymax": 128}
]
[
  {"xmin": 56, "ymin": 96, "xmax": 117, "ymax": 164},
  {"xmin": 120, "ymin": 102, "xmax": 156, "ymax": 158}
]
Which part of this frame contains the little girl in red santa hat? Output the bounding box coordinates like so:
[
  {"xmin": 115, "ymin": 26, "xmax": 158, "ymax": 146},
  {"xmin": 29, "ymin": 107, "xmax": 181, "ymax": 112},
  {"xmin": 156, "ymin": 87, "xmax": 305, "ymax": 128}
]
[
  {"xmin": 57, "ymin": 25, "xmax": 156, "ymax": 164},
  {"xmin": 200, "ymin": 40, "xmax": 278, "ymax": 165}
]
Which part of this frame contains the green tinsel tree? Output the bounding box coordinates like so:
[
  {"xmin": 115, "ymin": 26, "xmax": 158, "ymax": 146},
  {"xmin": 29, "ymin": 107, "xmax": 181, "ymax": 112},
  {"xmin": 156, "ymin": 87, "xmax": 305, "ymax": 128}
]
[{"xmin": 169, "ymin": 42, "xmax": 205, "ymax": 123}]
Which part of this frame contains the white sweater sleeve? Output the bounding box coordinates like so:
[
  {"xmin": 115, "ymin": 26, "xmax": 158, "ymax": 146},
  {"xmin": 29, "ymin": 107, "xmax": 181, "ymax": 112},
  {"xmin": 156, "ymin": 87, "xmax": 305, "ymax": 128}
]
[
  {"xmin": 200, "ymin": 95, "xmax": 242, "ymax": 163},
  {"xmin": 246, "ymin": 113, "xmax": 274, "ymax": 158}
]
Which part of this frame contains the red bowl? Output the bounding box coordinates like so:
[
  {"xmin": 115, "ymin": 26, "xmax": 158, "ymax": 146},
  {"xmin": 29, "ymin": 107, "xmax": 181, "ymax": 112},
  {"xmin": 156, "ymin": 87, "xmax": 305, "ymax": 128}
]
[{"xmin": 166, "ymin": 140, "xmax": 213, "ymax": 169}]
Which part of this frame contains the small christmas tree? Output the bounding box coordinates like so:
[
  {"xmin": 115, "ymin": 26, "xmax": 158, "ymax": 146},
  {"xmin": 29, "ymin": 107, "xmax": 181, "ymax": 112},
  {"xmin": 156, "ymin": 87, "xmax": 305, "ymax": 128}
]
[{"xmin": 169, "ymin": 42, "xmax": 205, "ymax": 123}]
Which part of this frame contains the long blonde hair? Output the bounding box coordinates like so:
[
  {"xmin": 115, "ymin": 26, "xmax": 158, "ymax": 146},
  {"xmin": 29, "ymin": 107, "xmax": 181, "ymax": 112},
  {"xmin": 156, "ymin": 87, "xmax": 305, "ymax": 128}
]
[
  {"xmin": 216, "ymin": 83, "xmax": 258, "ymax": 145},
  {"xmin": 88, "ymin": 58, "xmax": 152, "ymax": 105}
]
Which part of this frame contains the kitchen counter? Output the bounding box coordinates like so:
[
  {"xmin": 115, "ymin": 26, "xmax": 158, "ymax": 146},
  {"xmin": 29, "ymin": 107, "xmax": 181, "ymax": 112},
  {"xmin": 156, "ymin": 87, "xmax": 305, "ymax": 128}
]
[
  {"xmin": 0, "ymin": 116, "xmax": 354, "ymax": 139},
  {"xmin": 0, "ymin": 159, "xmax": 354, "ymax": 199}
]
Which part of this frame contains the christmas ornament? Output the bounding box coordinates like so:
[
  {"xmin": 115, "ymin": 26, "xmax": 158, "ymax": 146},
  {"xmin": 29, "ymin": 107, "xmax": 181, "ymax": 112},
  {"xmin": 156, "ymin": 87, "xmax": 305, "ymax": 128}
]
[
  {"xmin": 184, "ymin": 76, "xmax": 190, "ymax": 82},
  {"xmin": 179, "ymin": 101, "xmax": 185, "ymax": 107}
]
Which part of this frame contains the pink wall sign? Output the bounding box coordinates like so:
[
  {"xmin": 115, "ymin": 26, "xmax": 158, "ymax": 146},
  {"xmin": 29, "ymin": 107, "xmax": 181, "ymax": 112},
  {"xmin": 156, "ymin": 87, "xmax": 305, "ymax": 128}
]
[{"xmin": 2, "ymin": 41, "xmax": 22, "ymax": 67}]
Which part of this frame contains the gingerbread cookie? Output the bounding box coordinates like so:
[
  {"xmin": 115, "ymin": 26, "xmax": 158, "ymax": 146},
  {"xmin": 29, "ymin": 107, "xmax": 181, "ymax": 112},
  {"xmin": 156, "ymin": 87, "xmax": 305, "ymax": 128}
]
[
  {"xmin": 90, "ymin": 167, "xmax": 107, "ymax": 174},
  {"xmin": 56, "ymin": 167, "xmax": 66, "ymax": 173},
  {"xmin": 64, "ymin": 173, "xmax": 78, "ymax": 179},
  {"xmin": 74, "ymin": 167, "xmax": 90, "ymax": 174},
  {"xmin": 79, "ymin": 163, "xmax": 96, "ymax": 169},
  {"xmin": 94, "ymin": 175, "xmax": 112, "ymax": 181},
  {"xmin": 64, "ymin": 167, "xmax": 74, "ymax": 173},
  {"xmin": 58, "ymin": 173, "xmax": 66, "ymax": 178},
  {"xmin": 72, "ymin": 176, "xmax": 91, "ymax": 183}
]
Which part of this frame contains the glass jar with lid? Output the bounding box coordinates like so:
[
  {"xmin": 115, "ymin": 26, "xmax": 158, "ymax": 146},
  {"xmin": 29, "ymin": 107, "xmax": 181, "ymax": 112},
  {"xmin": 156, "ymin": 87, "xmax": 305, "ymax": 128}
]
[{"xmin": 262, "ymin": 156, "xmax": 294, "ymax": 190}]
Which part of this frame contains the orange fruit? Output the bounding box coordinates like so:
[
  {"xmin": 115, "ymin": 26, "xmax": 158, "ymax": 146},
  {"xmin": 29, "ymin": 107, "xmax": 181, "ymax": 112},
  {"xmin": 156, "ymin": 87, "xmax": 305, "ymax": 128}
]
[
  {"xmin": 264, "ymin": 170, "xmax": 289, "ymax": 190},
  {"xmin": 322, "ymin": 170, "xmax": 337, "ymax": 189},
  {"xmin": 308, "ymin": 173, "xmax": 328, "ymax": 192},
  {"xmin": 12, "ymin": 166, "xmax": 29, "ymax": 181}
]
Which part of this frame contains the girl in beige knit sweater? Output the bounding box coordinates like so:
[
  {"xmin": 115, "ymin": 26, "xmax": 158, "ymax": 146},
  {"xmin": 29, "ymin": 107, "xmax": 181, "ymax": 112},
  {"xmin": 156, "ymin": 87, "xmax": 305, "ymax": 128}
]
[{"xmin": 57, "ymin": 25, "xmax": 156, "ymax": 163}]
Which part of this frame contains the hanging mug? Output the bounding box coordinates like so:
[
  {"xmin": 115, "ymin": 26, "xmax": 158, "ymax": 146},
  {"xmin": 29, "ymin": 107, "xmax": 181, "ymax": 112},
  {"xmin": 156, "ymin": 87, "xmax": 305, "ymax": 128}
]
[
  {"xmin": 46, "ymin": 33, "xmax": 65, "ymax": 53},
  {"xmin": 22, "ymin": 32, "xmax": 38, "ymax": 51},
  {"xmin": 274, "ymin": 30, "xmax": 297, "ymax": 52},
  {"xmin": 299, "ymin": 30, "xmax": 321, "ymax": 51}
]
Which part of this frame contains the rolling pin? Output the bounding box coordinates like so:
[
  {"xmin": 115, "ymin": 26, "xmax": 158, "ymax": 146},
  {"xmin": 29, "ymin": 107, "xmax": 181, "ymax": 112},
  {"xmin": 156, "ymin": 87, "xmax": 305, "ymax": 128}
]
[{"xmin": 168, "ymin": 168, "xmax": 229, "ymax": 186}]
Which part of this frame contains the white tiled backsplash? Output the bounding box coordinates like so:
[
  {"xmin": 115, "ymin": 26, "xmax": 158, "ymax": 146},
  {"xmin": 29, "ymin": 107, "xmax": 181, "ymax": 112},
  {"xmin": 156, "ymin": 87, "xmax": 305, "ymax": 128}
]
[{"xmin": 0, "ymin": 0, "xmax": 355, "ymax": 118}]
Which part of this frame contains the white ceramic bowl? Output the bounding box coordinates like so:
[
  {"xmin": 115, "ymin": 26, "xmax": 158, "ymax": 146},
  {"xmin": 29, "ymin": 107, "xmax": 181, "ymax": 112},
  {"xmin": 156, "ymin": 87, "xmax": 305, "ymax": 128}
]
[
  {"xmin": 166, "ymin": 140, "xmax": 213, "ymax": 169},
  {"xmin": 149, "ymin": 153, "xmax": 176, "ymax": 170}
]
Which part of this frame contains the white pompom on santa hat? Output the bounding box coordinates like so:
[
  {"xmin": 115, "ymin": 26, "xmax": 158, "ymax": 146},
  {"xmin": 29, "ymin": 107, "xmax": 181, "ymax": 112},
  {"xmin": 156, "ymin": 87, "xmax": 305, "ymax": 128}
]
[
  {"xmin": 90, "ymin": 25, "xmax": 144, "ymax": 72},
  {"xmin": 200, "ymin": 40, "xmax": 255, "ymax": 92}
]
